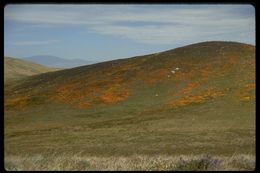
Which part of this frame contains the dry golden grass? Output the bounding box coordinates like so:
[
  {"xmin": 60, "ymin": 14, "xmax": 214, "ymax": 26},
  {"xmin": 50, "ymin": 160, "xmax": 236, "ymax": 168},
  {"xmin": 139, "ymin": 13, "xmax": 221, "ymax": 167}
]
[
  {"xmin": 4, "ymin": 57, "xmax": 60, "ymax": 83},
  {"xmin": 5, "ymin": 154, "xmax": 255, "ymax": 171}
]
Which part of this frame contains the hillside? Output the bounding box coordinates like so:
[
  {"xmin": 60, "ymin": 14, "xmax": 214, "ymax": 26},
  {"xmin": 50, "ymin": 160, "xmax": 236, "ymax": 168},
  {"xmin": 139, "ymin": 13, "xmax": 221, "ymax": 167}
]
[
  {"xmin": 23, "ymin": 55, "xmax": 94, "ymax": 68},
  {"xmin": 4, "ymin": 41, "xmax": 255, "ymax": 170},
  {"xmin": 5, "ymin": 41, "xmax": 255, "ymax": 110},
  {"xmin": 4, "ymin": 57, "xmax": 61, "ymax": 83}
]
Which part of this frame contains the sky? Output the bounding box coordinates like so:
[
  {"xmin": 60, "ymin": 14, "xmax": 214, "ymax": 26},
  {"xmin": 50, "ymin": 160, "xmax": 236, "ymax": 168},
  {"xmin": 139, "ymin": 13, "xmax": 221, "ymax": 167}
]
[{"xmin": 4, "ymin": 4, "xmax": 255, "ymax": 62}]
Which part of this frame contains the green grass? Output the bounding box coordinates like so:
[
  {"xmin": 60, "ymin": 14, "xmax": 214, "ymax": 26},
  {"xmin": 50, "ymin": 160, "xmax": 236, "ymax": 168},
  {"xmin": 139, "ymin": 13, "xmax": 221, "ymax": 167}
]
[{"xmin": 4, "ymin": 97, "xmax": 255, "ymax": 157}]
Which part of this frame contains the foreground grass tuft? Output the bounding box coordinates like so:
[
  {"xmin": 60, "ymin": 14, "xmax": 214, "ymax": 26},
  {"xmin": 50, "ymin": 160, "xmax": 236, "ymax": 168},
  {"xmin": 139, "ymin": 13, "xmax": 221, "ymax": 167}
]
[
  {"xmin": 174, "ymin": 155, "xmax": 219, "ymax": 171},
  {"xmin": 5, "ymin": 154, "xmax": 255, "ymax": 171}
]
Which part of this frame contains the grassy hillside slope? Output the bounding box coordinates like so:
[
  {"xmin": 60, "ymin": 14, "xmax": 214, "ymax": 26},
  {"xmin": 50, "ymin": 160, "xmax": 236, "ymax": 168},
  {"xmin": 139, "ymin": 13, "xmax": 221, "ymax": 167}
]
[
  {"xmin": 4, "ymin": 41, "xmax": 255, "ymax": 170},
  {"xmin": 4, "ymin": 57, "xmax": 61, "ymax": 83}
]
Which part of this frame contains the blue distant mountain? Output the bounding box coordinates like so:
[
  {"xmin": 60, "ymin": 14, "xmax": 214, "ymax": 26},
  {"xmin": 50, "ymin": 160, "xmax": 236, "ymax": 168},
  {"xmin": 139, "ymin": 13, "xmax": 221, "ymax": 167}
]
[{"xmin": 22, "ymin": 55, "xmax": 94, "ymax": 68}]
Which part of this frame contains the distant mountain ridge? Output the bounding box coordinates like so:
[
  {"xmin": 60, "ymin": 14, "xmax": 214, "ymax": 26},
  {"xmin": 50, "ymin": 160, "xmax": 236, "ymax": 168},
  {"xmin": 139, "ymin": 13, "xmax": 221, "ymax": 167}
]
[{"xmin": 22, "ymin": 55, "xmax": 94, "ymax": 68}]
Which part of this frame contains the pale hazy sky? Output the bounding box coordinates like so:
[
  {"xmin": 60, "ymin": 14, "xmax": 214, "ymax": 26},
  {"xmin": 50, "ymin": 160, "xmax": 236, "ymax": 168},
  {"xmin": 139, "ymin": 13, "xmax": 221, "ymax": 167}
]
[{"xmin": 4, "ymin": 4, "xmax": 255, "ymax": 62}]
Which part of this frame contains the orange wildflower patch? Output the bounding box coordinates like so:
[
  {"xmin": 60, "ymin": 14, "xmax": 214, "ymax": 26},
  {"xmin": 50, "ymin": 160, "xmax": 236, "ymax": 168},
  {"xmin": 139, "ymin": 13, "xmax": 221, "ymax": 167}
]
[
  {"xmin": 77, "ymin": 102, "xmax": 92, "ymax": 109},
  {"xmin": 236, "ymin": 83, "xmax": 255, "ymax": 102},
  {"xmin": 100, "ymin": 84, "xmax": 130, "ymax": 104},
  {"xmin": 180, "ymin": 82, "xmax": 200, "ymax": 94},
  {"xmin": 52, "ymin": 81, "xmax": 100, "ymax": 108},
  {"xmin": 5, "ymin": 95, "xmax": 30, "ymax": 109},
  {"xmin": 244, "ymin": 83, "xmax": 256, "ymax": 90},
  {"xmin": 52, "ymin": 76, "xmax": 130, "ymax": 108},
  {"xmin": 169, "ymin": 87, "xmax": 225, "ymax": 108},
  {"xmin": 199, "ymin": 66, "xmax": 212, "ymax": 79}
]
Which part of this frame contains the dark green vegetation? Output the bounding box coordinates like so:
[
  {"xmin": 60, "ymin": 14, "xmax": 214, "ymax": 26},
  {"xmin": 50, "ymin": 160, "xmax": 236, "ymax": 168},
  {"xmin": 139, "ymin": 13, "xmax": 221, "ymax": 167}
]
[
  {"xmin": 4, "ymin": 41, "xmax": 255, "ymax": 170},
  {"xmin": 4, "ymin": 57, "xmax": 61, "ymax": 83}
]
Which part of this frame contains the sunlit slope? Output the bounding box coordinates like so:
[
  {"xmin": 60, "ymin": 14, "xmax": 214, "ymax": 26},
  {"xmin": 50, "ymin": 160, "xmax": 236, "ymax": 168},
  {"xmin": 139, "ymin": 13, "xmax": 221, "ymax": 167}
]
[
  {"xmin": 4, "ymin": 41, "xmax": 255, "ymax": 111},
  {"xmin": 4, "ymin": 57, "xmax": 61, "ymax": 83}
]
